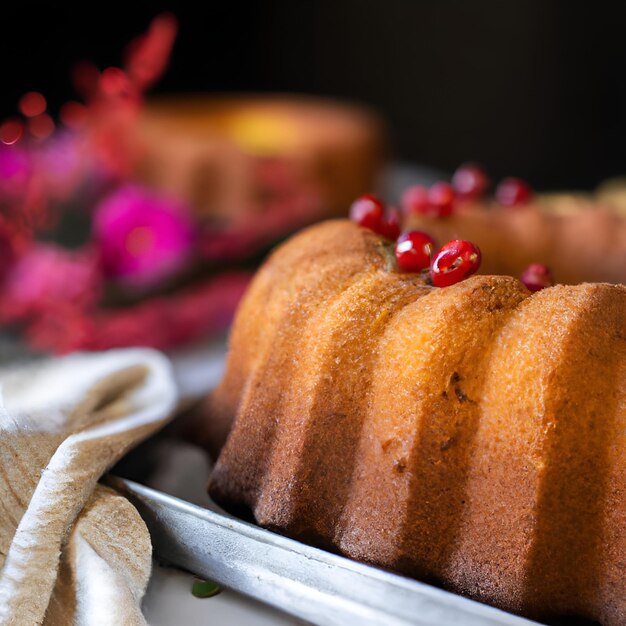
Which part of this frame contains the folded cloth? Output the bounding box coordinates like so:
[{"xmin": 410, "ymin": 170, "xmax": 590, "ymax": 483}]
[{"xmin": 0, "ymin": 349, "xmax": 178, "ymax": 625}]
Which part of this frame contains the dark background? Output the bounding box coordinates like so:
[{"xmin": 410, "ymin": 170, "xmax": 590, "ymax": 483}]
[{"xmin": 2, "ymin": 1, "xmax": 626, "ymax": 190}]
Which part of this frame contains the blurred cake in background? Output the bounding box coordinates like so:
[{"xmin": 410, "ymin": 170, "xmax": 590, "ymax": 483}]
[
  {"xmin": 402, "ymin": 165, "xmax": 626, "ymax": 285},
  {"xmin": 135, "ymin": 95, "xmax": 385, "ymax": 224},
  {"xmin": 596, "ymin": 176, "xmax": 626, "ymax": 215}
]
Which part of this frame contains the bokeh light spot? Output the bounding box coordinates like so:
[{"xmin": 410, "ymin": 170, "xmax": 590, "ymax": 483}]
[
  {"xmin": 19, "ymin": 91, "xmax": 47, "ymax": 118},
  {"xmin": 28, "ymin": 114, "xmax": 55, "ymax": 140},
  {"xmin": 0, "ymin": 119, "xmax": 24, "ymax": 145}
]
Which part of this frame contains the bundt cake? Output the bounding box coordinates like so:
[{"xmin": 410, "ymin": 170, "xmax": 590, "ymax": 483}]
[
  {"xmin": 402, "ymin": 165, "xmax": 626, "ymax": 285},
  {"xmin": 207, "ymin": 220, "xmax": 625, "ymax": 625}
]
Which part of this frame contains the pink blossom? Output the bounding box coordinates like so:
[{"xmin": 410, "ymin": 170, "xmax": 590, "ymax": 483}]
[
  {"xmin": 0, "ymin": 243, "xmax": 101, "ymax": 322},
  {"xmin": 93, "ymin": 184, "xmax": 197, "ymax": 288}
]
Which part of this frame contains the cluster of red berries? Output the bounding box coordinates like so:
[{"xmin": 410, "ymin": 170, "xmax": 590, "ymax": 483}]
[
  {"xmin": 349, "ymin": 194, "xmax": 481, "ymax": 287},
  {"xmin": 401, "ymin": 163, "xmax": 534, "ymax": 218},
  {"xmin": 350, "ymin": 184, "xmax": 555, "ymax": 292}
]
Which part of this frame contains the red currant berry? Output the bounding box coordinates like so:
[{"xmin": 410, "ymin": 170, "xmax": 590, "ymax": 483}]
[
  {"xmin": 395, "ymin": 231, "xmax": 436, "ymax": 272},
  {"xmin": 431, "ymin": 240, "xmax": 482, "ymax": 287},
  {"xmin": 401, "ymin": 185, "xmax": 430, "ymax": 215},
  {"xmin": 350, "ymin": 193, "xmax": 385, "ymax": 231},
  {"xmin": 495, "ymin": 177, "xmax": 533, "ymax": 207},
  {"xmin": 427, "ymin": 182, "xmax": 456, "ymax": 217},
  {"xmin": 452, "ymin": 163, "xmax": 490, "ymax": 199},
  {"xmin": 520, "ymin": 263, "xmax": 554, "ymax": 292},
  {"xmin": 379, "ymin": 207, "xmax": 401, "ymax": 240}
]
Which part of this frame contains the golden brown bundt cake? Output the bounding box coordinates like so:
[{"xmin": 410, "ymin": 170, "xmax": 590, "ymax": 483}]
[{"xmin": 207, "ymin": 220, "xmax": 625, "ymax": 625}]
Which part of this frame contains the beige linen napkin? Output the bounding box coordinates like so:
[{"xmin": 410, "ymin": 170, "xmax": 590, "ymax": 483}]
[{"xmin": 0, "ymin": 348, "xmax": 178, "ymax": 625}]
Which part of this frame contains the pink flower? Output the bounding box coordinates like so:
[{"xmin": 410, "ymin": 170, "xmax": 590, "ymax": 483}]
[
  {"xmin": 93, "ymin": 184, "xmax": 197, "ymax": 289},
  {"xmin": 0, "ymin": 243, "xmax": 101, "ymax": 322},
  {"xmin": 38, "ymin": 132, "xmax": 88, "ymax": 200}
]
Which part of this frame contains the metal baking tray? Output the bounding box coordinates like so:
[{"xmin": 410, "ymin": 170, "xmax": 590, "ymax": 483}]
[{"xmin": 107, "ymin": 476, "xmax": 541, "ymax": 626}]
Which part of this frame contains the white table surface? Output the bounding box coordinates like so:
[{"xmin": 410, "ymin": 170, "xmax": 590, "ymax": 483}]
[{"xmin": 144, "ymin": 564, "xmax": 306, "ymax": 625}]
